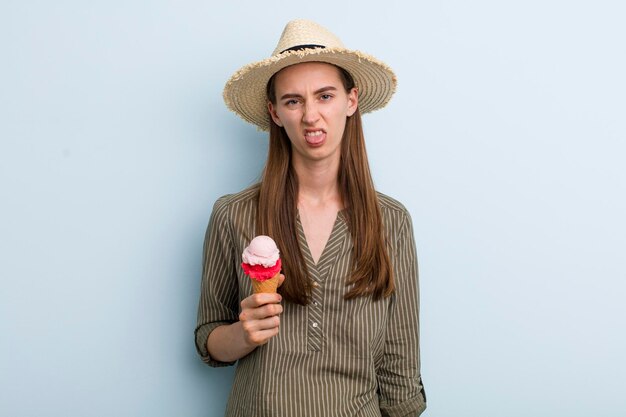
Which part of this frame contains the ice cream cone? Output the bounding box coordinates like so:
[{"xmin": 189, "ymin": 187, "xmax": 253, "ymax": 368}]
[{"xmin": 251, "ymin": 272, "xmax": 281, "ymax": 294}]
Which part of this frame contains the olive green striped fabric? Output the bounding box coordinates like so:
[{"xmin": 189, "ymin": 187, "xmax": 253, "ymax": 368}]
[{"xmin": 195, "ymin": 185, "xmax": 426, "ymax": 416}]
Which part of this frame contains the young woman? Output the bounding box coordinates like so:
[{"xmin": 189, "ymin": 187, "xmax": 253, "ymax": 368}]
[{"xmin": 195, "ymin": 19, "xmax": 426, "ymax": 416}]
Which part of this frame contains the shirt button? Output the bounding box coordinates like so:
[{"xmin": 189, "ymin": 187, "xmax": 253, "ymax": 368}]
[
  {"xmin": 313, "ymin": 301, "xmax": 319, "ymax": 306},
  {"xmin": 312, "ymin": 282, "xmax": 319, "ymax": 288},
  {"xmin": 312, "ymin": 322, "xmax": 318, "ymax": 328}
]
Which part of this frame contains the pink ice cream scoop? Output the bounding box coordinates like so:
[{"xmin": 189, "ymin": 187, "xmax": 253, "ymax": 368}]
[{"xmin": 241, "ymin": 235, "xmax": 282, "ymax": 293}]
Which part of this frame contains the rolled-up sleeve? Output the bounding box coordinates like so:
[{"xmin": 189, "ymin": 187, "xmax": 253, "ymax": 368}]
[
  {"xmin": 194, "ymin": 196, "xmax": 239, "ymax": 367},
  {"xmin": 378, "ymin": 211, "xmax": 427, "ymax": 416}
]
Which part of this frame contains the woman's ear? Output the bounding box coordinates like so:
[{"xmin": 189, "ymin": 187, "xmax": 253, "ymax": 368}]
[
  {"xmin": 268, "ymin": 102, "xmax": 283, "ymax": 127},
  {"xmin": 347, "ymin": 87, "xmax": 358, "ymax": 117}
]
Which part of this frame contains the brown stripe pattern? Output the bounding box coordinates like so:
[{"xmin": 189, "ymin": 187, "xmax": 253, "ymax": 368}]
[{"xmin": 195, "ymin": 185, "xmax": 426, "ymax": 416}]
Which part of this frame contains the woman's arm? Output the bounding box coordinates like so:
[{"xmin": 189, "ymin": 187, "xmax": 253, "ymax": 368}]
[
  {"xmin": 194, "ymin": 196, "xmax": 242, "ymax": 366},
  {"xmin": 195, "ymin": 195, "xmax": 285, "ymax": 365},
  {"xmin": 377, "ymin": 211, "xmax": 427, "ymax": 416}
]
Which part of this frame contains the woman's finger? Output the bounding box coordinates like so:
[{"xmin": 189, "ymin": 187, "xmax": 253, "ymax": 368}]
[
  {"xmin": 240, "ymin": 292, "xmax": 282, "ymax": 309},
  {"xmin": 277, "ymin": 274, "xmax": 286, "ymax": 288},
  {"xmin": 239, "ymin": 302, "xmax": 283, "ymax": 321},
  {"xmin": 244, "ymin": 327, "xmax": 280, "ymax": 346}
]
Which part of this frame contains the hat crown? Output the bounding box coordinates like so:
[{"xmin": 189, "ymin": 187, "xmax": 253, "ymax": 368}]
[{"xmin": 271, "ymin": 19, "xmax": 345, "ymax": 56}]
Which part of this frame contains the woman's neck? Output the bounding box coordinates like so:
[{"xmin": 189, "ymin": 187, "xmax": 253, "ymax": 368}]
[
  {"xmin": 292, "ymin": 157, "xmax": 342, "ymax": 209},
  {"xmin": 292, "ymin": 156, "xmax": 343, "ymax": 264}
]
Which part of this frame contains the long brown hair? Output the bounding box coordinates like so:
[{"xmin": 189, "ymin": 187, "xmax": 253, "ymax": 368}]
[{"xmin": 257, "ymin": 65, "xmax": 394, "ymax": 305}]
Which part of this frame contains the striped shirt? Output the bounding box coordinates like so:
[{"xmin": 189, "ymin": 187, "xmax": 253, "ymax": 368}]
[{"xmin": 195, "ymin": 185, "xmax": 426, "ymax": 416}]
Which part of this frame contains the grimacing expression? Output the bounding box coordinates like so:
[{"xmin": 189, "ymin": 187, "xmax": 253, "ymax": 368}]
[{"xmin": 268, "ymin": 62, "xmax": 358, "ymax": 166}]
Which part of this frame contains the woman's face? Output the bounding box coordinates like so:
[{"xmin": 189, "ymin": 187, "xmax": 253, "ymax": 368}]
[{"xmin": 268, "ymin": 62, "xmax": 358, "ymax": 168}]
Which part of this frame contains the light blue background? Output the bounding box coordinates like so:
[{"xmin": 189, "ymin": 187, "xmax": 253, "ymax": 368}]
[{"xmin": 1, "ymin": 1, "xmax": 624, "ymax": 416}]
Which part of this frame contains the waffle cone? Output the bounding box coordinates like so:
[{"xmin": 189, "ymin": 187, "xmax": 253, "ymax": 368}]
[{"xmin": 251, "ymin": 272, "xmax": 281, "ymax": 294}]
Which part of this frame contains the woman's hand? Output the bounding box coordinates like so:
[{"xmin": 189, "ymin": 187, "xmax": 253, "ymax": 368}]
[{"xmin": 239, "ymin": 280, "xmax": 285, "ymax": 347}]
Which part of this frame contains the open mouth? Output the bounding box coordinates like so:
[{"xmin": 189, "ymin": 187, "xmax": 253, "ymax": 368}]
[{"xmin": 304, "ymin": 130, "xmax": 326, "ymax": 145}]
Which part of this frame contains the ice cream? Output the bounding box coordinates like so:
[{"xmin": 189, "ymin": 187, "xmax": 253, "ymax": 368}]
[{"xmin": 241, "ymin": 235, "xmax": 282, "ymax": 293}]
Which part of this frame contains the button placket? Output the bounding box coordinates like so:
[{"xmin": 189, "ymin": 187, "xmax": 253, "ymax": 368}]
[
  {"xmin": 307, "ymin": 278, "xmax": 324, "ymax": 352},
  {"xmin": 296, "ymin": 211, "xmax": 347, "ymax": 353}
]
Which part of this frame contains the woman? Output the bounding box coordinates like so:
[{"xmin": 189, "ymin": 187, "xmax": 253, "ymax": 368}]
[{"xmin": 195, "ymin": 19, "xmax": 426, "ymax": 416}]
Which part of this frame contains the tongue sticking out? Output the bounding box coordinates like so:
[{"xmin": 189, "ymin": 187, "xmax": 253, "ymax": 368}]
[{"xmin": 305, "ymin": 131, "xmax": 325, "ymax": 145}]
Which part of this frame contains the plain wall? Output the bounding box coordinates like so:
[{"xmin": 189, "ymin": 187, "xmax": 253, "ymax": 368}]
[{"xmin": 1, "ymin": 1, "xmax": 624, "ymax": 416}]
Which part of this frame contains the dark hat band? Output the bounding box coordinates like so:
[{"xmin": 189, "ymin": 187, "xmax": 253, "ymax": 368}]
[{"xmin": 280, "ymin": 44, "xmax": 326, "ymax": 54}]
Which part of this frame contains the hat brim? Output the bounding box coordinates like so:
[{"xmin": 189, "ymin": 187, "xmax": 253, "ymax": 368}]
[{"xmin": 223, "ymin": 48, "xmax": 397, "ymax": 131}]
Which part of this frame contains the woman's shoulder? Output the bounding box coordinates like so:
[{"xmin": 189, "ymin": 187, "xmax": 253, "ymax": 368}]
[
  {"xmin": 210, "ymin": 183, "xmax": 260, "ymax": 228},
  {"xmin": 203, "ymin": 186, "xmax": 258, "ymax": 257},
  {"xmin": 213, "ymin": 183, "xmax": 260, "ymax": 211},
  {"xmin": 376, "ymin": 191, "xmax": 414, "ymax": 241},
  {"xmin": 376, "ymin": 191, "xmax": 411, "ymax": 218}
]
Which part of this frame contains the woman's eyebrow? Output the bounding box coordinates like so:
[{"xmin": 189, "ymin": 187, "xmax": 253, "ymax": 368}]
[
  {"xmin": 279, "ymin": 92, "xmax": 303, "ymax": 100},
  {"xmin": 314, "ymin": 86, "xmax": 337, "ymax": 94},
  {"xmin": 279, "ymin": 86, "xmax": 338, "ymax": 100}
]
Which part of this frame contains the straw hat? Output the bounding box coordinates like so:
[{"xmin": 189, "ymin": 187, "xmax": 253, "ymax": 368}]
[{"xmin": 222, "ymin": 19, "xmax": 397, "ymax": 131}]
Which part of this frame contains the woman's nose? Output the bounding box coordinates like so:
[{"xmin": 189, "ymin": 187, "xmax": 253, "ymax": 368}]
[{"xmin": 302, "ymin": 101, "xmax": 320, "ymax": 125}]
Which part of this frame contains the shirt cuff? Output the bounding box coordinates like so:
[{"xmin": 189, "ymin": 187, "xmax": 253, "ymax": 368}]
[
  {"xmin": 380, "ymin": 389, "xmax": 427, "ymax": 417},
  {"xmin": 195, "ymin": 321, "xmax": 237, "ymax": 367}
]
